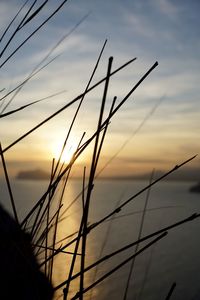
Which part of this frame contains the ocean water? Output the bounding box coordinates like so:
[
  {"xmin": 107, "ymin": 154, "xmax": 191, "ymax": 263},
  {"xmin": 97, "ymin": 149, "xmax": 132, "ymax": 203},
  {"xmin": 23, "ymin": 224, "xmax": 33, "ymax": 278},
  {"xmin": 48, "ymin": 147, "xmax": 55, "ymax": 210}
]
[{"xmin": 0, "ymin": 178, "xmax": 200, "ymax": 300}]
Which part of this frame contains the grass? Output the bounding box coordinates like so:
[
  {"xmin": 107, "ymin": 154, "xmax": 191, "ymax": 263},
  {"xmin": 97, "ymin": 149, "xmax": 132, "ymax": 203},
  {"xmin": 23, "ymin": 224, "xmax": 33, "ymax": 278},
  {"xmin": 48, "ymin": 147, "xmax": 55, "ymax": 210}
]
[{"xmin": 0, "ymin": 2, "xmax": 199, "ymax": 300}]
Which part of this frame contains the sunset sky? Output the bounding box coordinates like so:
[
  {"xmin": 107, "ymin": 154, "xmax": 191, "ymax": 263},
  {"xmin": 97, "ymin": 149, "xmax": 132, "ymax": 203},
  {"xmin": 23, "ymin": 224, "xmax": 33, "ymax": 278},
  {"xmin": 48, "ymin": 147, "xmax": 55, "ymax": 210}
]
[{"xmin": 0, "ymin": 0, "xmax": 199, "ymax": 179}]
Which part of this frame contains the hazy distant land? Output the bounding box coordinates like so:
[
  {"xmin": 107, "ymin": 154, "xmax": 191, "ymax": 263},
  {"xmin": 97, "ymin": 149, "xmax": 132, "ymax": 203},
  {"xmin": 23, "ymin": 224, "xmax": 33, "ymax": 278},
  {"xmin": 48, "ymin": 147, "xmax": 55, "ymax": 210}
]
[
  {"xmin": 16, "ymin": 169, "xmax": 50, "ymax": 180},
  {"xmin": 15, "ymin": 167, "xmax": 200, "ymax": 182}
]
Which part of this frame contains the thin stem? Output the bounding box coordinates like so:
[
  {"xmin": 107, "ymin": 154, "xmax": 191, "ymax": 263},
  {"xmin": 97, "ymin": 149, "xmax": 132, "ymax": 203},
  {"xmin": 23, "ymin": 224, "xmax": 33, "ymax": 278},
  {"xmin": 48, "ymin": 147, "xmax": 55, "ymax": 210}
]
[
  {"xmin": 37, "ymin": 155, "xmax": 197, "ymax": 267},
  {"xmin": 0, "ymin": 12, "xmax": 89, "ymax": 108},
  {"xmin": 82, "ymin": 167, "xmax": 86, "ymax": 211},
  {"xmin": 41, "ymin": 211, "xmax": 200, "ymax": 269},
  {"xmin": 57, "ymin": 96, "xmax": 160, "ymax": 221},
  {"xmin": 0, "ymin": 0, "xmax": 37, "ymax": 59},
  {"xmin": 0, "ymin": 90, "xmax": 66, "ymax": 117},
  {"xmin": 165, "ymin": 282, "xmax": 176, "ymax": 300},
  {"xmin": 71, "ymin": 232, "xmax": 167, "ymax": 300},
  {"xmin": 19, "ymin": 0, "xmax": 49, "ymax": 29},
  {"xmin": 51, "ymin": 40, "xmax": 107, "ymax": 181},
  {"xmin": 0, "ymin": 143, "xmax": 19, "ymax": 224},
  {"xmin": 0, "ymin": 0, "xmax": 29, "ymax": 43},
  {"xmin": 33, "ymin": 243, "xmax": 81, "ymax": 256},
  {"xmin": 0, "ymin": 54, "xmax": 60, "ymax": 104},
  {"xmin": 2, "ymin": 57, "xmax": 136, "ymax": 153},
  {"xmin": 123, "ymin": 169, "xmax": 154, "ymax": 300},
  {"xmin": 79, "ymin": 56, "xmax": 113, "ymax": 300},
  {"xmin": 95, "ymin": 97, "xmax": 163, "ymax": 177},
  {"xmin": 0, "ymin": 0, "xmax": 70, "ymax": 68},
  {"xmin": 49, "ymin": 169, "xmax": 71, "ymax": 282},
  {"xmin": 87, "ymin": 155, "xmax": 197, "ymax": 230},
  {"xmin": 89, "ymin": 193, "xmax": 122, "ymax": 300},
  {"xmin": 45, "ymin": 158, "xmax": 55, "ymax": 277}
]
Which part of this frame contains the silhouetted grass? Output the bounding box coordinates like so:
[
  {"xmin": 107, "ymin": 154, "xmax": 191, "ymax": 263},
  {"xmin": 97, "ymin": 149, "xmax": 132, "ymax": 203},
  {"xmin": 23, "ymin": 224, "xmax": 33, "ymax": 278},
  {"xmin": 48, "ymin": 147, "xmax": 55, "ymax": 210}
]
[
  {"xmin": 123, "ymin": 170, "xmax": 154, "ymax": 300},
  {"xmin": 0, "ymin": 2, "xmax": 199, "ymax": 300}
]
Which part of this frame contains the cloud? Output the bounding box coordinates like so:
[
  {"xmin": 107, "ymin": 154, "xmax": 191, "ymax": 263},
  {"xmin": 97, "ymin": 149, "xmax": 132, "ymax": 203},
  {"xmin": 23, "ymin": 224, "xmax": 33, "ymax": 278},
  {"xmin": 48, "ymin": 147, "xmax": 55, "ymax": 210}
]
[
  {"xmin": 124, "ymin": 13, "xmax": 157, "ymax": 39},
  {"xmin": 122, "ymin": 1, "xmax": 180, "ymax": 41},
  {"xmin": 0, "ymin": 1, "xmax": 20, "ymax": 28},
  {"xmin": 153, "ymin": 0, "xmax": 179, "ymax": 18}
]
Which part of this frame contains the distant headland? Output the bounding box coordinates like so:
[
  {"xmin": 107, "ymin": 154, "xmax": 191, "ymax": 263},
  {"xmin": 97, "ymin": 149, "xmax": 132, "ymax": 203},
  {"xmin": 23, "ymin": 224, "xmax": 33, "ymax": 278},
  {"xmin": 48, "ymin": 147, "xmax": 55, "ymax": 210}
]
[
  {"xmin": 189, "ymin": 182, "xmax": 200, "ymax": 193},
  {"xmin": 16, "ymin": 169, "xmax": 50, "ymax": 180}
]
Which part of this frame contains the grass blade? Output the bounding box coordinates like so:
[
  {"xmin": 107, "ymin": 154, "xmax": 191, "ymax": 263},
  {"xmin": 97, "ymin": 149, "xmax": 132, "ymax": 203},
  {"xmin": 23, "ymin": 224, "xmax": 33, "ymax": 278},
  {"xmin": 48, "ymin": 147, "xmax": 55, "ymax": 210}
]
[
  {"xmin": 0, "ymin": 0, "xmax": 38, "ymax": 59},
  {"xmin": 71, "ymin": 232, "xmax": 168, "ymax": 300},
  {"xmin": 165, "ymin": 282, "xmax": 176, "ymax": 300},
  {"xmin": 19, "ymin": 0, "xmax": 48, "ymax": 29},
  {"xmin": 0, "ymin": 143, "xmax": 19, "ymax": 224},
  {"xmin": 0, "ymin": 91, "xmax": 66, "ymax": 117},
  {"xmin": 79, "ymin": 56, "xmax": 113, "ymax": 299},
  {"xmin": 0, "ymin": 0, "xmax": 29, "ymax": 43},
  {"xmin": 123, "ymin": 169, "xmax": 154, "ymax": 300},
  {"xmin": 2, "ymin": 57, "xmax": 136, "ymax": 153},
  {"xmin": 0, "ymin": 0, "xmax": 70, "ymax": 68}
]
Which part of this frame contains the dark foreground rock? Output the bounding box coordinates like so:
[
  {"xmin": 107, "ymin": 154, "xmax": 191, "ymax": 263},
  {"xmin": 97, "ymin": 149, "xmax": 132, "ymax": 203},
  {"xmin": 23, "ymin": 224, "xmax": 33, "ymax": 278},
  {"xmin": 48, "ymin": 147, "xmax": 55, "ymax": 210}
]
[{"xmin": 0, "ymin": 205, "xmax": 54, "ymax": 300}]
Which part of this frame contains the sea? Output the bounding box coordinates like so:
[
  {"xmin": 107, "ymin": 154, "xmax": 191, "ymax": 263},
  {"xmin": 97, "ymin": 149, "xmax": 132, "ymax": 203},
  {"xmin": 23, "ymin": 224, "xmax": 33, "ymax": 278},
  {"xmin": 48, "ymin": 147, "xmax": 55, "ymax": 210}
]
[{"xmin": 0, "ymin": 178, "xmax": 200, "ymax": 300}]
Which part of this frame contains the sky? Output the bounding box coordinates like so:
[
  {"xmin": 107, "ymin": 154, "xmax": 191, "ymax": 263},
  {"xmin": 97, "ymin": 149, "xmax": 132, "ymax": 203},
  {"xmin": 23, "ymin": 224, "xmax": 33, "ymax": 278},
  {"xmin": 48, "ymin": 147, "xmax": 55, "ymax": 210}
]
[{"xmin": 0, "ymin": 0, "xmax": 200, "ymax": 179}]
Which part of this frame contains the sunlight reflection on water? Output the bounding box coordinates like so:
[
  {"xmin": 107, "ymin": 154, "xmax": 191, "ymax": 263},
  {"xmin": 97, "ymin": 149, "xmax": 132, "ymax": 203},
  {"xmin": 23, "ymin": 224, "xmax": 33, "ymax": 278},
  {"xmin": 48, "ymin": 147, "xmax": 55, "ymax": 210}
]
[{"xmin": 0, "ymin": 179, "xmax": 200, "ymax": 300}]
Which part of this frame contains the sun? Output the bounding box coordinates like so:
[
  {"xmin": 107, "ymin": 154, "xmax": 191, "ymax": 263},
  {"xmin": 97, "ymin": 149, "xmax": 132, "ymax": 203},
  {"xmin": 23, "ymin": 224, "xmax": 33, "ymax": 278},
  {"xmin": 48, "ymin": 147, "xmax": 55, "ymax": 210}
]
[{"xmin": 51, "ymin": 139, "xmax": 78, "ymax": 164}]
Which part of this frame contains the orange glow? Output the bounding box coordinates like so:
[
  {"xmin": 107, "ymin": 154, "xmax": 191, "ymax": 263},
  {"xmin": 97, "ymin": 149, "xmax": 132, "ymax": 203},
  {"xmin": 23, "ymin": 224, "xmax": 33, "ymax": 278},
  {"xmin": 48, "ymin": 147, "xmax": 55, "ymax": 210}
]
[{"xmin": 50, "ymin": 138, "xmax": 78, "ymax": 164}]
